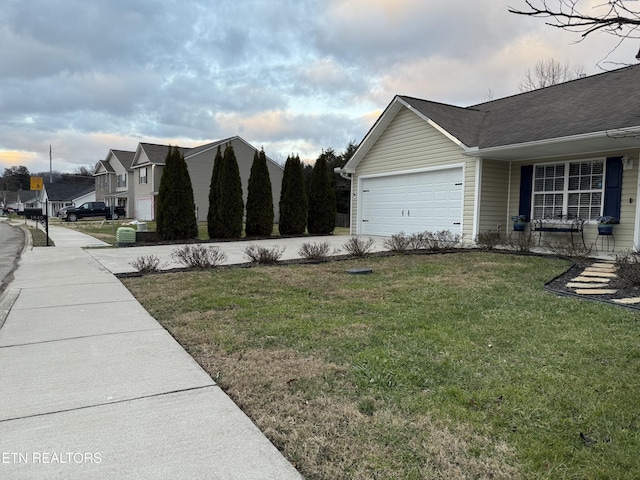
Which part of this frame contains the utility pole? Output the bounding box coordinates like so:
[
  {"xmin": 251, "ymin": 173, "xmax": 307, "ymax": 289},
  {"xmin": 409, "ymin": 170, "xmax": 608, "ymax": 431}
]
[{"xmin": 49, "ymin": 145, "xmax": 53, "ymax": 183}]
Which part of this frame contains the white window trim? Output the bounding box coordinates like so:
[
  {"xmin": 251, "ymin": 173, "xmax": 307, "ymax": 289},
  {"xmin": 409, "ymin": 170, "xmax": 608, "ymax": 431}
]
[{"xmin": 531, "ymin": 157, "xmax": 606, "ymax": 223}]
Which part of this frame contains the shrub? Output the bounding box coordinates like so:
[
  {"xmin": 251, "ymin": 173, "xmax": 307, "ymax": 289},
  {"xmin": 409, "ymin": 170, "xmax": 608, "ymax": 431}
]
[
  {"xmin": 383, "ymin": 232, "xmax": 411, "ymax": 253},
  {"xmin": 207, "ymin": 145, "xmax": 224, "ymax": 239},
  {"xmin": 279, "ymin": 155, "xmax": 308, "ymax": 235},
  {"xmin": 217, "ymin": 144, "xmax": 244, "ymax": 239},
  {"xmin": 245, "ymin": 149, "xmax": 274, "ymax": 237},
  {"xmin": 543, "ymin": 236, "xmax": 592, "ymax": 259},
  {"xmin": 156, "ymin": 146, "xmax": 198, "ymax": 241},
  {"xmin": 307, "ymin": 153, "xmax": 336, "ymax": 234},
  {"xmin": 423, "ymin": 230, "xmax": 463, "ymax": 251},
  {"xmin": 243, "ymin": 244, "xmax": 285, "ymax": 264},
  {"xmin": 408, "ymin": 232, "xmax": 429, "ymax": 250},
  {"xmin": 298, "ymin": 241, "xmax": 339, "ymax": 261},
  {"xmin": 342, "ymin": 236, "xmax": 375, "ymax": 257},
  {"xmin": 475, "ymin": 230, "xmax": 502, "ymax": 250},
  {"xmin": 506, "ymin": 232, "xmax": 535, "ymax": 253},
  {"xmin": 130, "ymin": 255, "xmax": 166, "ymax": 273},
  {"xmin": 615, "ymin": 251, "xmax": 640, "ymax": 287},
  {"xmin": 171, "ymin": 244, "xmax": 227, "ymax": 269}
]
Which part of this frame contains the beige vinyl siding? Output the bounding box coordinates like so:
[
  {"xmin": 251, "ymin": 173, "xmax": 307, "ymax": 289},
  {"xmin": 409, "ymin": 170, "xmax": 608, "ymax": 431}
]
[
  {"xmin": 351, "ymin": 107, "xmax": 476, "ymax": 240},
  {"xmin": 478, "ymin": 159, "xmax": 510, "ymax": 233},
  {"xmin": 508, "ymin": 152, "xmax": 639, "ymax": 251}
]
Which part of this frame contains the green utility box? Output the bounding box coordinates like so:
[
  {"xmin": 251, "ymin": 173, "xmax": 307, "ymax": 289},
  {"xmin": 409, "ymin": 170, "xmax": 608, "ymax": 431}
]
[{"xmin": 116, "ymin": 227, "xmax": 136, "ymax": 246}]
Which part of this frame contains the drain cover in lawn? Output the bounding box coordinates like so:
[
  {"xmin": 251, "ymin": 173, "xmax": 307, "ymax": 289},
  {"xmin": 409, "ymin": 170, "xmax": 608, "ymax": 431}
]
[{"xmin": 347, "ymin": 268, "xmax": 373, "ymax": 275}]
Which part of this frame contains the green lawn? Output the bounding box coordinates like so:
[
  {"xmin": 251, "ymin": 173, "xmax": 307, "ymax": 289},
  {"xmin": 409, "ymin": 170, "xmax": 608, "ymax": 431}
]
[{"xmin": 122, "ymin": 252, "xmax": 640, "ymax": 479}]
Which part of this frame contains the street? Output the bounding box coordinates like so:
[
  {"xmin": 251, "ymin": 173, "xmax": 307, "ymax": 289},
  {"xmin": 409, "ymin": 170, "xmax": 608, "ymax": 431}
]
[{"xmin": 0, "ymin": 220, "xmax": 25, "ymax": 294}]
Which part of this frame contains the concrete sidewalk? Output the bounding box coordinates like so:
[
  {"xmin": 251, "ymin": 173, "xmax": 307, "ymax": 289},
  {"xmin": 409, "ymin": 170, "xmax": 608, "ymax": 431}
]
[{"xmin": 0, "ymin": 221, "xmax": 303, "ymax": 479}]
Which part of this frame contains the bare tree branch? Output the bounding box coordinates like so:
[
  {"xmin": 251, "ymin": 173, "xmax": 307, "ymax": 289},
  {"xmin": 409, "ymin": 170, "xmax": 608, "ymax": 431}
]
[
  {"xmin": 519, "ymin": 58, "xmax": 585, "ymax": 91},
  {"xmin": 509, "ymin": 1, "xmax": 640, "ymax": 39}
]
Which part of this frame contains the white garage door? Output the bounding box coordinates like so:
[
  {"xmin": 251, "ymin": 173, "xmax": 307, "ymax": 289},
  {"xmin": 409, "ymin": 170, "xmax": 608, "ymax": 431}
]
[
  {"xmin": 135, "ymin": 197, "xmax": 153, "ymax": 221},
  {"xmin": 360, "ymin": 168, "xmax": 463, "ymax": 236}
]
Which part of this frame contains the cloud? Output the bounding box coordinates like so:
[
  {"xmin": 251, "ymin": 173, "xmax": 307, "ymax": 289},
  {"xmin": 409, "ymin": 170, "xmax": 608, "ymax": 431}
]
[{"xmin": 0, "ymin": 0, "xmax": 638, "ymax": 174}]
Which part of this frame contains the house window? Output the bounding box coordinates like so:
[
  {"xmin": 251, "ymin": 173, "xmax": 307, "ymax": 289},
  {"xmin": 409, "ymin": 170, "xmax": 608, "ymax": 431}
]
[
  {"xmin": 117, "ymin": 174, "xmax": 127, "ymax": 188},
  {"xmin": 532, "ymin": 160, "xmax": 604, "ymax": 220},
  {"xmin": 139, "ymin": 168, "xmax": 147, "ymax": 184}
]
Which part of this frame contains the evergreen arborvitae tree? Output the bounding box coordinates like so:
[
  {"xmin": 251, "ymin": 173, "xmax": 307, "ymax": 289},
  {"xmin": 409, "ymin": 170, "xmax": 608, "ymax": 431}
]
[
  {"xmin": 307, "ymin": 152, "xmax": 336, "ymax": 234},
  {"xmin": 278, "ymin": 154, "xmax": 308, "ymax": 235},
  {"xmin": 245, "ymin": 148, "xmax": 274, "ymax": 237},
  {"xmin": 218, "ymin": 144, "xmax": 244, "ymax": 238},
  {"xmin": 157, "ymin": 146, "xmax": 198, "ymax": 241},
  {"xmin": 207, "ymin": 145, "xmax": 224, "ymax": 238}
]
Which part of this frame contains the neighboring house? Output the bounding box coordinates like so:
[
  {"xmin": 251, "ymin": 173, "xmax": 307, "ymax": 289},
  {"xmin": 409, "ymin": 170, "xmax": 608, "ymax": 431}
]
[
  {"xmin": 40, "ymin": 183, "xmax": 96, "ymax": 216},
  {"xmin": 129, "ymin": 137, "xmax": 284, "ymax": 222},
  {"xmin": 184, "ymin": 136, "xmax": 284, "ymax": 223},
  {"xmin": 16, "ymin": 191, "xmax": 38, "ymax": 211},
  {"xmin": 94, "ymin": 149, "xmax": 135, "ymax": 216},
  {"xmin": 339, "ymin": 64, "xmax": 640, "ymax": 251},
  {"xmin": 129, "ymin": 143, "xmax": 190, "ymax": 221}
]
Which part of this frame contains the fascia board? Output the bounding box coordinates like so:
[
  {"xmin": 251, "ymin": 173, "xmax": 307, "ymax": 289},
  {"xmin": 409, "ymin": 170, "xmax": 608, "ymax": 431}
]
[
  {"xmin": 398, "ymin": 98, "xmax": 472, "ymax": 151},
  {"xmin": 463, "ymin": 128, "xmax": 640, "ymax": 159}
]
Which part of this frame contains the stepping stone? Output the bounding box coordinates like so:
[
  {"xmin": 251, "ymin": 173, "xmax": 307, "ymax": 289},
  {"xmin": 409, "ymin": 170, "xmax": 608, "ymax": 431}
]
[
  {"xmin": 612, "ymin": 297, "xmax": 640, "ymax": 305},
  {"xmin": 571, "ymin": 276, "xmax": 611, "ymax": 283},
  {"xmin": 566, "ymin": 282, "xmax": 611, "ymax": 289},
  {"xmin": 575, "ymin": 289, "xmax": 618, "ymax": 295},
  {"xmin": 580, "ymin": 271, "xmax": 617, "ymax": 278},
  {"xmin": 588, "ymin": 265, "xmax": 617, "ymax": 272}
]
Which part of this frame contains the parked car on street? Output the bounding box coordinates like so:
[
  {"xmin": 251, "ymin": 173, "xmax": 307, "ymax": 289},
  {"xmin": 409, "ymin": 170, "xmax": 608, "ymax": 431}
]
[{"xmin": 58, "ymin": 202, "xmax": 126, "ymax": 222}]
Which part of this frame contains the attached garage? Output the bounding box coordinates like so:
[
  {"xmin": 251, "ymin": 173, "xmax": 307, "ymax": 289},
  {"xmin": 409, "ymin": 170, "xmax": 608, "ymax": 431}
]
[
  {"xmin": 135, "ymin": 196, "xmax": 154, "ymax": 221},
  {"xmin": 359, "ymin": 167, "xmax": 463, "ymax": 236}
]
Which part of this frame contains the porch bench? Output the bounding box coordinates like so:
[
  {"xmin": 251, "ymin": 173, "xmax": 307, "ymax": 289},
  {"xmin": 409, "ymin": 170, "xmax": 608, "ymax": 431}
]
[{"xmin": 532, "ymin": 217, "xmax": 585, "ymax": 247}]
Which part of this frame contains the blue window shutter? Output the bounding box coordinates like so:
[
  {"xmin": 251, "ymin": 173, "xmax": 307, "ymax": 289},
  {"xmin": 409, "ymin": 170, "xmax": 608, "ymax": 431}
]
[
  {"xmin": 519, "ymin": 165, "xmax": 533, "ymax": 222},
  {"xmin": 604, "ymin": 157, "xmax": 622, "ymax": 220}
]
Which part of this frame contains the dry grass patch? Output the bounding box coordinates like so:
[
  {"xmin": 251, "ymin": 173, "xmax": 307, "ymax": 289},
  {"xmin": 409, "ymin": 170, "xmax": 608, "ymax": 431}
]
[{"xmin": 201, "ymin": 347, "xmax": 520, "ymax": 480}]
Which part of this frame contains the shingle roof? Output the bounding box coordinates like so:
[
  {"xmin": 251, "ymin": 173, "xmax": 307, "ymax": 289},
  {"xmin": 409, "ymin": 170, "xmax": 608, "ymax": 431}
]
[
  {"xmin": 111, "ymin": 149, "xmax": 136, "ymax": 170},
  {"xmin": 139, "ymin": 143, "xmax": 191, "ymax": 164},
  {"xmin": 401, "ymin": 63, "xmax": 640, "ymax": 149},
  {"xmin": 185, "ymin": 137, "xmax": 235, "ymax": 158},
  {"xmin": 95, "ymin": 160, "xmax": 115, "ymax": 174},
  {"xmin": 44, "ymin": 183, "xmax": 95, "ymax": 202}
]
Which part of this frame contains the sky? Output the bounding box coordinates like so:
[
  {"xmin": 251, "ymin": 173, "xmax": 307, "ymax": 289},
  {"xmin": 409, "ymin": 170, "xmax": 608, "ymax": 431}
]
[{"xmin": 1, "ymin": 0, "xmax": 638, "ymax": 174}]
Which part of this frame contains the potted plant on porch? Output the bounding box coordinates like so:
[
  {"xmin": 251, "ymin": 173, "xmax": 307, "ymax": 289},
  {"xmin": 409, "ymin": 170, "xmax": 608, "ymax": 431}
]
[
  {"xmin": 511, "ymin": 214, "xmax": 528, "ymax": 232},
  {"xmin": 596, "ymin": 216, "xmax": 618, "ymax": 235}
]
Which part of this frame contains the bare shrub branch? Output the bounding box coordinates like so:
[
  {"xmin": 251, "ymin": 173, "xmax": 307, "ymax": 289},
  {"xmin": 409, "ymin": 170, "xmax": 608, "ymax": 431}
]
[
  {"xmin": 129, "ymin": 254, "xmax": 166, "ymax": 273},
  {"xmin": 171, "ymin": 244, "xmax": 227, "ymax": 269},
  {"xmin": 342, "ymin": 237, "xmax": 375, "ymax": 257},
  {"xmin": 244, "ymin": 244, "xmax": 285, "ymax": 264},
  {"xmin": 298, "ymin": 241, "xmax": 339, "ymax": 262}
]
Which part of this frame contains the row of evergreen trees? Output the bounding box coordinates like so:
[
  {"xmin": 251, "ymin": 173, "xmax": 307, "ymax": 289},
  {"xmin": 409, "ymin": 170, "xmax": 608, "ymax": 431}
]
[{"xmin": 156, "ymin": 144, "xmax": 338, "ymax": 241}]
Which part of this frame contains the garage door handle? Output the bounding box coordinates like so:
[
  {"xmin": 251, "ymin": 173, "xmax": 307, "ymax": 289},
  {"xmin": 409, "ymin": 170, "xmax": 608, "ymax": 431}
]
[
  {"xmin": 453, "ymin": 222, "xmax": 461, "ymax": 225},
  {"xmin": 407, "ymin": 210, "xmax": 410, "ymax": 217},
  {"xmin": 362, "ymin": 219, "xmax": 369, "ymax": 222},
  {"xmin": 455, "ymin": 183, "xmax": 462, "ymax": 186},
  {"xmin": 401, "ymin": 210, "xmax": 404, "ymax": 216}
]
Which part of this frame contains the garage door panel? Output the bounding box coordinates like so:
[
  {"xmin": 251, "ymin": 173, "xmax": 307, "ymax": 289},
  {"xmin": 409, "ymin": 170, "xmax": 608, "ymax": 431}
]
[{"xmin": 360, "ymin": 168, "xmax": 462, "ymax": 236}]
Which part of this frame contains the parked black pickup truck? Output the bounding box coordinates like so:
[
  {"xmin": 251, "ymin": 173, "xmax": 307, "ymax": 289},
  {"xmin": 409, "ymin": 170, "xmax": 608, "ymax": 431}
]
[{"xmin": 59, "ymin": 202, "xmax": 126, "ymax": 222}]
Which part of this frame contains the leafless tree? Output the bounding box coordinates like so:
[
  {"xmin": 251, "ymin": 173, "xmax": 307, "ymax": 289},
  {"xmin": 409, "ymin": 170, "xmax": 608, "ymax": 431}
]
[
  {"xmin": 519, "ymin": 58, "xmax": 585, "ymax": 91},
  {"xmin": 509, "ymin": 1, "xmax": 640, "ymax": 41}
]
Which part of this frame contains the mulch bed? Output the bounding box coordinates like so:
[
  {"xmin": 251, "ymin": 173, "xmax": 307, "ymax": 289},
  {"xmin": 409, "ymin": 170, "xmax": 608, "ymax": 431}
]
[{"xmin": 545, "ymin": 260, "xmax": 640, "ymax": 310}]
